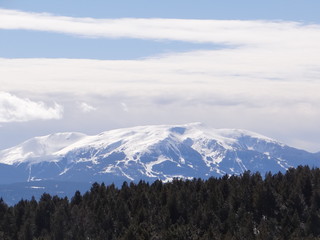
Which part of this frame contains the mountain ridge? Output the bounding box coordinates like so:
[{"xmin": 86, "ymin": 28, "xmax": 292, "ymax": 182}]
[{"xmin": 0, "ymin": 123, "xmax": 319, "ymax": 185}]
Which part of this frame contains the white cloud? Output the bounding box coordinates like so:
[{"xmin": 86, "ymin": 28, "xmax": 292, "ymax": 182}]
[
  {"xmin": 121, "ymin": 102, "xmax": 129, "ymax": 112},
  {"xmin": 79, "ymin": 102, "xmax": 97, "ymax": 113},
  {"xmin": 1, "ymin": 8, "xmax": 320, "ymax": 47},
  {"xmin": 0, "ymin": 92, "xmax": 63, "ymax": 122}
]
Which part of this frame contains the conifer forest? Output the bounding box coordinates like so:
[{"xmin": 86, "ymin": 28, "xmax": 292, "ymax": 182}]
[{"xmin": 1, "ymin": 166, "xmax": 320, "ymax": 239}]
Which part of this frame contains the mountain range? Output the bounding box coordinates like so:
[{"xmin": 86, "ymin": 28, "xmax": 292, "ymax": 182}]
[{"xmin": 1, "ymin": 123, "xmax": 319, "ymax": 204}]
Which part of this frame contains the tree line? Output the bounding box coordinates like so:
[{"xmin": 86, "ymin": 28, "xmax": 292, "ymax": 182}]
[{"xmin": 1, "ymin": 165, "xmax": 320, "ymax": 239}]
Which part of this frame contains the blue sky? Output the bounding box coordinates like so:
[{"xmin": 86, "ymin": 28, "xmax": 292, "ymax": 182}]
[
  {"xmin": 2, "ymin": 0, "xmax": 320, "ymax": 59},
  {"xmin": 2, "ymin": 0, "xmax": 320, "ymax": 21},
  {"xmin": 1, "ymin": 0, "xmax": 320, "ymax": 152}
]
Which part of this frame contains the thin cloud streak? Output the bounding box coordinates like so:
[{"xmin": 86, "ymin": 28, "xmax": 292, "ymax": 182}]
[{"xmin": 1, "ymin": 8, "xmax": 320, "ymax": 47}]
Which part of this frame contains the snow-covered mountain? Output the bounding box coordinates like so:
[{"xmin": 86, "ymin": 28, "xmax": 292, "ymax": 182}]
[{"xmin": 1, "ymin": 123, "xmax": 319, "ymax": 185}]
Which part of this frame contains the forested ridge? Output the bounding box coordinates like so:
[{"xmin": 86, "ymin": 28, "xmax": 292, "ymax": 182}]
[{"xmin": 1, "ymin": 166, "xmax": 320, "ymax": 239}]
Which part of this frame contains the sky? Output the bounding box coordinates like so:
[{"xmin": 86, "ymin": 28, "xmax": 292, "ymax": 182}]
[{"xmin": 1, "ymin": 0, "xmax": 320, "ymax": 152}]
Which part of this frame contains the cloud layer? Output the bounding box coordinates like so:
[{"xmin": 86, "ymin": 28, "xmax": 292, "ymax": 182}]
[{"xmin": 0, "ymin": 92, "xmax": 63, "ymax": 123}]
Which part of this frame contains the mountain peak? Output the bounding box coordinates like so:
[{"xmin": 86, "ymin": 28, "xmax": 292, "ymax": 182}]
[{"xmin": 0, "ymin": 123, "xmax": 318, "ymax": 185}]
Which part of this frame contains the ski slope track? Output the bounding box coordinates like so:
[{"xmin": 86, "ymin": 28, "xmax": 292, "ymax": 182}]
[{"xmin": 1, "ymin": 123, "xmax": 320, "ymax": 185}]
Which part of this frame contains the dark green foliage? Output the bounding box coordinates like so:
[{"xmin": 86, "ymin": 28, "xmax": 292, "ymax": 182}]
[{"xmin": 1, "ymin": 166, "xmax": 320, "ymax": 239}]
